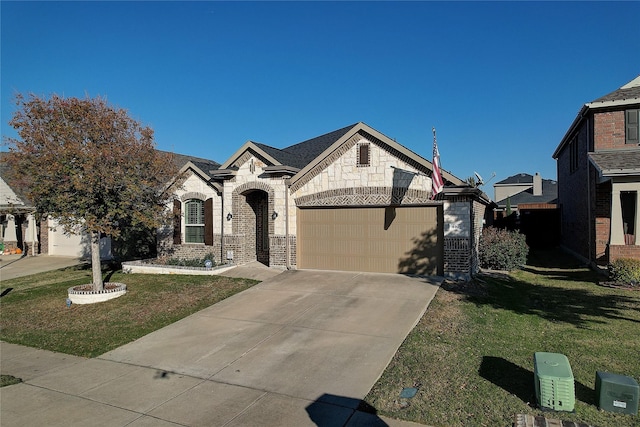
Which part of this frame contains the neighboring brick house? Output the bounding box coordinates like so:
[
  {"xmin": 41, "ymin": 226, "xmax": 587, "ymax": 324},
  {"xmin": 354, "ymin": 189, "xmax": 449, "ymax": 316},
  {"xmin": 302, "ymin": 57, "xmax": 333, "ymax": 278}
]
[
  {"xmin": 552, "ymin": 75, "xmax": 640, "ymax": 266},
  {"xmin": 160, "ymin": 122, "xmax": 492, "ymax": 279}
]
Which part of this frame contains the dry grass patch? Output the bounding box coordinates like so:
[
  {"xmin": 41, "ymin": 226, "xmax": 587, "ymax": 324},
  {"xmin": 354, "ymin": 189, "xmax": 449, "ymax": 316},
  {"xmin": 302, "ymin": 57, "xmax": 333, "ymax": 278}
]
[{"xmin": 365, "ymin": 249, "xmax": 640, "ymax": 427}]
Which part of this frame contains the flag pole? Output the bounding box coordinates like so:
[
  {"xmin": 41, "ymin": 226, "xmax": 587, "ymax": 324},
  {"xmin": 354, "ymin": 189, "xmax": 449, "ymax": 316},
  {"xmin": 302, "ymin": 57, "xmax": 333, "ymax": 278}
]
[{"xmin": 431, "ymin": 127, "xmax": 444, "ymax": 200}]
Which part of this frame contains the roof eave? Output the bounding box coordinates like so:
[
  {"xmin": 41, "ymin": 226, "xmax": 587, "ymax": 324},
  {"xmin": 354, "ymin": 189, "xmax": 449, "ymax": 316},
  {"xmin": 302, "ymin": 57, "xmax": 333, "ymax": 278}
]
[
  {"xmin": 553, "ymin": 104, "xmax": 589, "ymax": 159},
  {"xmin": 442, "ymin": 186, "xmax": 493, "ymax": 205},
  {"xmin": 263, "ymin": 165, "xmax": 300, "ymax": 175},
  {"xmin": 585, "ymin": 98, "xmax": 640, "ymax": 110}
]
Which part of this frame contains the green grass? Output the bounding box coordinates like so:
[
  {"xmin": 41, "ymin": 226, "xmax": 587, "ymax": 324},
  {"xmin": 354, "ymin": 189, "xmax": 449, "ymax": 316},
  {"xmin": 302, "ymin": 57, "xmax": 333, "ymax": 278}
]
[
  {"xmin": 365, "ymin": 249, "xmax": 640, "ymax": 427},
  {"xmin": 0, "ymin": 265, "xmax": 258, "ymax": 357},
  {"xmin": 0, "ymin": 375, "xmax": 22, "ymax": 387}
]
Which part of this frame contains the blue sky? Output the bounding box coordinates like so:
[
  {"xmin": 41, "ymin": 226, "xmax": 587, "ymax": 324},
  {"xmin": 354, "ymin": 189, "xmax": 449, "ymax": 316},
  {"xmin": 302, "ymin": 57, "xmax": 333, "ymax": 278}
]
[{"xmin": 2, "ymin": 1, "xmax": 639, "ymax": 194}]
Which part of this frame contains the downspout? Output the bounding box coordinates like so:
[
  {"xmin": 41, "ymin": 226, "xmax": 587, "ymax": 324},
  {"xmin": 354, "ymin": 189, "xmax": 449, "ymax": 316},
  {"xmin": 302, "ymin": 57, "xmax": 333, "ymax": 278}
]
[
  {"xmin": 284, "ymin": 175, "xmax": 291, "ymax": 270},
  {"xmin": 220, "ymin": 188, "xmax": 225, "ymax": 265},
  {"xmin": 586, "ymin": 116, "xmax": 593, "ymax": 267}
]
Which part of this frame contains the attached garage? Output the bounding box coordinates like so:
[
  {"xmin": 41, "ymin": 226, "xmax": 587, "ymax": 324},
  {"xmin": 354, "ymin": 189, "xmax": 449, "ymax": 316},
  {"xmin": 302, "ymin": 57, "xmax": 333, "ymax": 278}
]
[
  {"xmin": 47, "ymin": 218, "xmax": 112, "ymax": 259},
  {"xmin": 296, "ymin": 206, "xmax": 443, "ymax": 275}
]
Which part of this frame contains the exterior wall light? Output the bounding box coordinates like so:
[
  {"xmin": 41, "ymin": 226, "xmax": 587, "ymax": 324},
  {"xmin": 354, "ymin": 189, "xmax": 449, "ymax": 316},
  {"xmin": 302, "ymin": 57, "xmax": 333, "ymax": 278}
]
[
  {"xmin": 226, "ymin": 213, "xmax": 233, "ymax": 221},
  {"xmin": 272, "ymin": 211, "xmax": 278, "ymax": 220}
]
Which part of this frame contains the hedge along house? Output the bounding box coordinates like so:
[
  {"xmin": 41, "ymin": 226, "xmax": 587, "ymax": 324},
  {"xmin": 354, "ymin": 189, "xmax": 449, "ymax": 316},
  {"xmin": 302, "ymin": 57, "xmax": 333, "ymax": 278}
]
[{"xmin": 159, "ymin": 122, "xmax": 492, "ymax": 279}]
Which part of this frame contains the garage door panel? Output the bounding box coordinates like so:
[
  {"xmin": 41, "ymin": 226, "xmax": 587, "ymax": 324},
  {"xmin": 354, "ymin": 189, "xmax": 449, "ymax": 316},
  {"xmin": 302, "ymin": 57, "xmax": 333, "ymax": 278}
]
[{"xmin": 297, "ymin": 206, "xmax": 442, "ymax": 275}]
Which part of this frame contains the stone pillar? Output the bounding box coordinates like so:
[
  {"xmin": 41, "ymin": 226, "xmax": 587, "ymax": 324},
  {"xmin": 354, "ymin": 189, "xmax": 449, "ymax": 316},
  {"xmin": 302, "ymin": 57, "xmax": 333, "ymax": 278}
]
[
  {"xmin": 3, "ymin": 214, "xmax": 18, "ymax": 250},
  {"xmin": 610, "ymin": 186, "xmax": 624, "ymax": 245},
  {"xmin": 636, "ymin": 190, "xmax": 640, "ymax": 246},
  {"xmin": 24, "ymin": 213, "xmax": 39, "ymax": 255}
]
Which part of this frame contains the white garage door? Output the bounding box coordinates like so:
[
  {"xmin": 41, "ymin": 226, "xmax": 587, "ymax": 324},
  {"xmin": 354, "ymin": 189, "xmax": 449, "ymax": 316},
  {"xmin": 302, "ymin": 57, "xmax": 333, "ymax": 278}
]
[{"xmin": 48, "ymin": 219, "xmax": 111, "ymax": 259}]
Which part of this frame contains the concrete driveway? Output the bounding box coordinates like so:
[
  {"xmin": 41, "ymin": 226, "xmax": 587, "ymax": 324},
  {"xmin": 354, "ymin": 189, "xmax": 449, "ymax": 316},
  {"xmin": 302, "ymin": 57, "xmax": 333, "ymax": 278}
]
[
  {"xmin": 1, "ymin": 268, "xmax": 440, "ymax": 426},
  {"xmin": 0, "ymin": 254, "xmax": 84, "ymax": 281}
]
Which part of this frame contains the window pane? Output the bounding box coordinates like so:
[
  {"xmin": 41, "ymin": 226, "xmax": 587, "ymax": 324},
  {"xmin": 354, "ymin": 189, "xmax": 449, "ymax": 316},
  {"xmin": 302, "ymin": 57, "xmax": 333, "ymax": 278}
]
[
  {"xmin": 185, "ymin": 225, "xmax": 205, "ymax": 243},
  {"xmin": 185, "ymin": 200, "xmax": 204, "ymax": 225}
]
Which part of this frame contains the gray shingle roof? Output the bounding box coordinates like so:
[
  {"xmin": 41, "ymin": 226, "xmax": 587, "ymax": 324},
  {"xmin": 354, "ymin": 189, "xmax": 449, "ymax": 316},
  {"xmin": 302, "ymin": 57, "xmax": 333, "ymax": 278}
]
[
  {"xmin": 0, "ymin": 162, "xmax": 34, "ymax": 209},
  {"xmin": 247, "ymin": 123, "xmax": 357, "ymax": 169},
  {"xmin": 590, "ymin": 75, "xmax": 640, "ymax": 104},
  {"xmin": 589, "ymin": 150, "xmax": 640, "ymax": 176},
  {"xmin": 253, "ymin": 142, "xmax": 307, "ymax": 169},
  {"xmin": 495, "ymin": 173, "xmax": 534, "ymax": 185},
  {"xmin": 495, "ymin": 179, "xmax": 558, "ymax": 206},
  {"xmin": 159, "ymin": 151, "xmax": 220, "ymax": 175},
  {"xmin": 281, "ymin": 124, "xmax": 357, "ymax": 168}
]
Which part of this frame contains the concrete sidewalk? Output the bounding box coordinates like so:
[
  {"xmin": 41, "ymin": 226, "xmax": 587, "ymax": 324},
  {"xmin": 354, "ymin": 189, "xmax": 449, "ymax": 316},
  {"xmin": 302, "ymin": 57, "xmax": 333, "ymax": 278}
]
[{"xmin": 1, "ymin": 268, "xmax": 439, "ymax": 426}]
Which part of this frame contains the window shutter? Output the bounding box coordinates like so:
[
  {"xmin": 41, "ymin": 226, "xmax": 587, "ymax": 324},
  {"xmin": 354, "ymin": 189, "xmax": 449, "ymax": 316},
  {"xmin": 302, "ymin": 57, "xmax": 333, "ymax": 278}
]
[
  {"xmin": 204, "ymin": 198, "xmax": 213, "ymax": 246},
  {"xmin": 626, "ymin": 109, "xmax": 639, "ymax": 144},
  {"xmin": 173, "ymin": 199, "xmax": 181, "ymax": 244}
]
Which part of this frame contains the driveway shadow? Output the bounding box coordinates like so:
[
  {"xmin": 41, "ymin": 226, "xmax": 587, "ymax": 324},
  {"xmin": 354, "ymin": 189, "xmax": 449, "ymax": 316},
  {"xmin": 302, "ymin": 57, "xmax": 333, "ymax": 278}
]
[{"xmin": 305, "ymin": 394, "xmax": 389, "ymax": 427}]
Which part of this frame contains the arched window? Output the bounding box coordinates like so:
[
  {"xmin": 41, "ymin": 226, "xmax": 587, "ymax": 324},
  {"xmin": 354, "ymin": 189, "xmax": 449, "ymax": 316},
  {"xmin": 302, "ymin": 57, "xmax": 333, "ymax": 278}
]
[{"xmin": 185, "ymin": 199, "xmax": 205, "ymax": 243}]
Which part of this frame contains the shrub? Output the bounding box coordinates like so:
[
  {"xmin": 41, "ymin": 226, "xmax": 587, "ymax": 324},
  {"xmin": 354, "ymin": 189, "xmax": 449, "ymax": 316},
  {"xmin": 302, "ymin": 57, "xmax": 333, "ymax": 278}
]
[
  {"xmin": 162, "ymin": 253, "xmax": 217, "ymax": 268},
  {"xmin": 609, "ymin": 258, "xmax": 640, "ymax": 286},
  {"xmin": 478, "ymin": 227, "xmax": 529, "ymax": 271}
]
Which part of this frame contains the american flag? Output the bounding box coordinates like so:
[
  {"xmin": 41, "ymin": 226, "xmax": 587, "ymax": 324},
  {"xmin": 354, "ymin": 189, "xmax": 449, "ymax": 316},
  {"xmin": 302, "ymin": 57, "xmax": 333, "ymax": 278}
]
[{"xmin": 431, "ymin": 127, "xmax": 444, "ymax": 199}]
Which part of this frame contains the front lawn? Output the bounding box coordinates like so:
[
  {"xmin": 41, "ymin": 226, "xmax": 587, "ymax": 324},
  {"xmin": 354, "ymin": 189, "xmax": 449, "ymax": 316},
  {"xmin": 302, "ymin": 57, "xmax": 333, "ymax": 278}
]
[
  {"xmin": 365, "ymin": 249, "xmax": 640, "ymax": 427},
  {"xmin": 0, "ymin": 265, "xmax": 258, "ymax": 357}
]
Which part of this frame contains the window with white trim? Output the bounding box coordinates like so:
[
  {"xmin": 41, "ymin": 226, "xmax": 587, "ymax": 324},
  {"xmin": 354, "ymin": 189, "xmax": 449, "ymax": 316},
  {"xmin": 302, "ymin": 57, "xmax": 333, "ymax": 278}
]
[{"xmin": 184, "ymin": 199, "xmax": 205, "ymax": 243}]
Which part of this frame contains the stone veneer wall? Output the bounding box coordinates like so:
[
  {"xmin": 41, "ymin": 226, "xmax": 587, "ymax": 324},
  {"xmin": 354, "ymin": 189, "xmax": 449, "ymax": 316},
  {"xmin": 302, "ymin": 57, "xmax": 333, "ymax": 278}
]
[
  {"xmin": 39, "ymin": 218, "xmax": 49, "ymax": 254},
  {"xmin": 471, "ymin": 199, "xmax": 487, "ymax": 275},
  {"xmin": 269, "ymin": 235, "xmax": 297, "ymax": 268},
  {"xmin": 443, "ymin": 198, "xmax": 475, "ymax": 279},
  {"xmin": 295, "ymin": 187, "xmax": 433, "ymax": 207}
]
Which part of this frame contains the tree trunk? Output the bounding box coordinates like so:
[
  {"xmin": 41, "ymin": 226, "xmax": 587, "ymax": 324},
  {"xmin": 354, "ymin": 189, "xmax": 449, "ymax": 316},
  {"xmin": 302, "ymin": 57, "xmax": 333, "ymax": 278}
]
[{"xmin": 91, "ymin": 231, "xmax": 104, "ymax": 291}]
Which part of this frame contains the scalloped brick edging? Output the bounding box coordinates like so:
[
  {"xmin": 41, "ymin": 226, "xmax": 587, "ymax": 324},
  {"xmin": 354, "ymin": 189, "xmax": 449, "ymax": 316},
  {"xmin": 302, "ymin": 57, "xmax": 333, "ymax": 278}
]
[{"xmin": 68, "ymin": 283, "xmax": 127, "ymax": 305}]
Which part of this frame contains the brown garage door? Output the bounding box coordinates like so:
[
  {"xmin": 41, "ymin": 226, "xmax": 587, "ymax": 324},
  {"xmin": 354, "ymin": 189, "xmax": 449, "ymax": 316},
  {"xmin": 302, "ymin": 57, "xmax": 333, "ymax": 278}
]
[{"xmin": 297, "ymin": 206, "xmax": 442, "ymax": 275}]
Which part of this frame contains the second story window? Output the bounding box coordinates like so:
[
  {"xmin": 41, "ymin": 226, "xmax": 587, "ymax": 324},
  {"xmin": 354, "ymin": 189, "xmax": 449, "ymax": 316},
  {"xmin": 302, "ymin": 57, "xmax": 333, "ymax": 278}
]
[
  {"xmin": 626, "ymin": 109, "xmax": 639, "ymax": 145},
  {"xmin": 570, "ymin": 137, "xmax": 579, "ymax": 173}
]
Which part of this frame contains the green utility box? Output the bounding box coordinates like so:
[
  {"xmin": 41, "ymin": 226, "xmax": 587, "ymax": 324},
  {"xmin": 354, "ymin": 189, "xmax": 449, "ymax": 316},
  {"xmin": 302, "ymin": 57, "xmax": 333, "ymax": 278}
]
[
  {"xmin": 534, "ymin": 352, "xmax": 575, "ymax": 412},
  {"xmin": 595, "ymin": 371, "xmax": 639, "ymax": 415}
]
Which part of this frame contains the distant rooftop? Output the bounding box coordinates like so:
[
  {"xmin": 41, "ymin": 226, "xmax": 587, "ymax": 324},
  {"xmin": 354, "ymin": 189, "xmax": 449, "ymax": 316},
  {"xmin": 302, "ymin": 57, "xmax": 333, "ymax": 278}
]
[{"xmin": 495, "ymin": 173, "xmax": 536, "ymax": 185}]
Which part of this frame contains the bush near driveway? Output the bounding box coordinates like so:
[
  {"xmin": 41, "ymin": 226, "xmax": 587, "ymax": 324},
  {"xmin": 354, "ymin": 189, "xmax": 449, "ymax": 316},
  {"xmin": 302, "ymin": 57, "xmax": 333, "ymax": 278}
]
[{"xmin": 479, "ymin": 227, "xmax": 529, "ymax": 271}]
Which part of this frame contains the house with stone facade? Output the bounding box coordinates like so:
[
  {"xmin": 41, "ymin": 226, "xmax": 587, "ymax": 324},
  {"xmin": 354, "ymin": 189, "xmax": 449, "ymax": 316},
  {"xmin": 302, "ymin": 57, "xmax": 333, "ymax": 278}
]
[
  {"xmin": 160, "ymin": 122, "xmax": 492, "ymax": 279},
  {"xmin": 0, "ymin": 152, "xmax": 212, "ymax": 259},
  {"xmin": 552, "ymin": 75, "xmax": 640, "ymax": 266}
]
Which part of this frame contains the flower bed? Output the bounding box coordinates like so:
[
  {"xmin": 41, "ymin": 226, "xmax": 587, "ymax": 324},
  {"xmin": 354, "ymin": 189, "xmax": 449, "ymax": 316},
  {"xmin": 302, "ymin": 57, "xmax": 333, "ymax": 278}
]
[{"xmin": 121, "ymin": 259, "xmax": 235, "ymax": 276}]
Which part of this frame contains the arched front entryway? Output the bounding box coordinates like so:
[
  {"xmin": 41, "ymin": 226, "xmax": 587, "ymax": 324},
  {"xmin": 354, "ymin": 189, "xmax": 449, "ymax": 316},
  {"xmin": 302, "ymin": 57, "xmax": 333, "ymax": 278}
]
[
  {"xmin": 231, "ymin": 182, "xmax": 275, "ymax": 266},
  {"xmin": 244, "ymin": 190, "xmax": 270, "ymax": 265}
]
